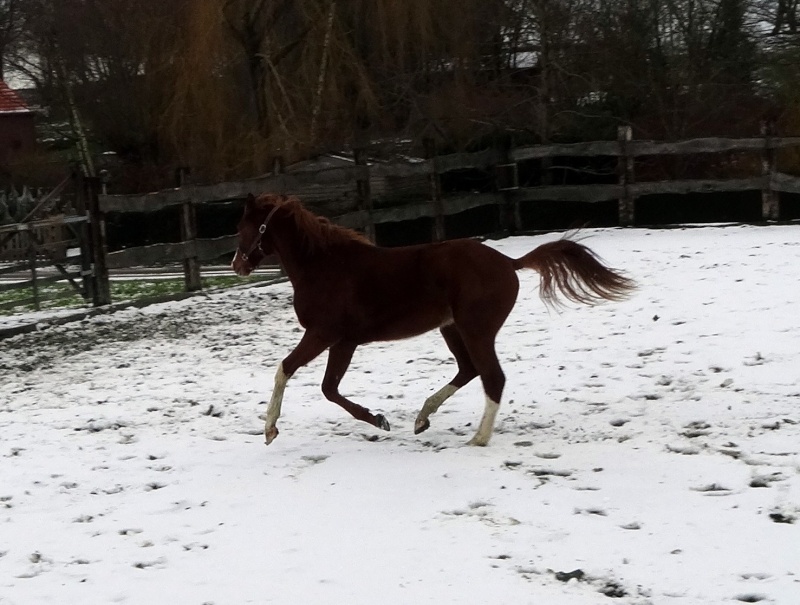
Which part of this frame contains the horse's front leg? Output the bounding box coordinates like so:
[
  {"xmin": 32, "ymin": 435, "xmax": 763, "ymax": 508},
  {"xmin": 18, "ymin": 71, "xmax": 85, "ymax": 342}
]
[
  {"xmin": 265, "ymin": 332, "xmax": 330, "ymax": 445},
  {"xmin": 264, "ymin": 364, "xmax": 288, "ymax": 445},
  {"xmin": 321, "ymin": 342, "xmax": 390, "ymax": 431}
]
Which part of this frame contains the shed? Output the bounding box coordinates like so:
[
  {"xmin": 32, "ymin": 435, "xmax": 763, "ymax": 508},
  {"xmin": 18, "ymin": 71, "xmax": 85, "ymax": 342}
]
[{"xmin": 0, "ymin": 80, "xmax": 36, "ymax": 166}]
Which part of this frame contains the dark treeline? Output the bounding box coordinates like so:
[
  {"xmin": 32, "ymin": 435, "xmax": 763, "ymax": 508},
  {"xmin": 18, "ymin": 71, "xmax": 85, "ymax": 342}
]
[{"xmin": 2, "ymin": 0, "xmax": 800, "ymax": 190}]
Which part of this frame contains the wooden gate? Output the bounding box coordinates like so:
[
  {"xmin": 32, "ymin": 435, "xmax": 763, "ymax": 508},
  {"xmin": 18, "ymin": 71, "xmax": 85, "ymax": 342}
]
[{"xmin": 0, "ymin": 177, "xmax": 95, "ymax": 312}]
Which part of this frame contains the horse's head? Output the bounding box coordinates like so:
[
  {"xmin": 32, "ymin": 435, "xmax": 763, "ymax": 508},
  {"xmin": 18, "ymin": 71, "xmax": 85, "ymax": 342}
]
[{"xmin": 231, "ymin": 193, "xmax": 286, "ymax": 276}]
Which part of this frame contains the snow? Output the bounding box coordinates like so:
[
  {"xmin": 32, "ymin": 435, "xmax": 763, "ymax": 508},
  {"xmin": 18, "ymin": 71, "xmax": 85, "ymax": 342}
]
[{"xmin": 1, "ymin": 224, "xmax": 799, "ymax": 605}]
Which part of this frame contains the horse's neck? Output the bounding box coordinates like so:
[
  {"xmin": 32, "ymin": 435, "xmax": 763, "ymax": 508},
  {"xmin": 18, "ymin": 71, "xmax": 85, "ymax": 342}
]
[{"xmin": 271, "ymin": 222, "xmax": 317, "ymax": 283}]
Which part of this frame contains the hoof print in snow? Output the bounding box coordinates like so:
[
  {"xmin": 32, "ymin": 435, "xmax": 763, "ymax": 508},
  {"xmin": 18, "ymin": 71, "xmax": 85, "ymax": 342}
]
[
  {"xmin": 681, "ymin": 420, "xmax": 711, "ymax": 438},
  {"xmin": 637, "ymin": 348, "xmax": 663, "ymax": 358},
  {"xmin": 552, "ymin": 569, "xmax": 628, "ymax": 599},
  {"xmin": 749, "ymin": 473, "xmax": 785, "ymax": 488},
  {"xmin": 76, "ymin": 420, "xmax": 129, "ymax": 433},
  {"xmin": 574, "ymin": 507, "xmax": 608, "ymax": 516},
  {"xmin": 599, "ymin": 580, "xmax": 627, "ymax": 598},
  {"xmin": 743, "ymin": 353, "xmax": 766, "ymax": 366},
  {"xmin": 203, "ymin": 405, "xmax": 223, "ymax": 418},
  {"xmin": 133, "ymin": 558, "xmax": 165, "ymax": 569},
  {"xmin": 691, "ymin": 483, "xmax": 733, "ymax": 495},
  {"xmin": 734, "ymin": 594, "xmax": 769, "ymax": 603},
  {"xmin": 740, "ymin": 572, "xmax": 771, "ymax": 581},
  {"xmin": 666, "ymin": 443, "xmax": 701, "ymax": 455},
  {"xmin": 555, "ymin": 569, "xmax": 585, "ymax": 582},
  {"xmin": 529, "ymin": 468, "xmax": 572, "ymax": 478},
  {"xmin": 768, "ymin": 511, "xmax": 796, "ymax": 524},
  {"xmin": 682, "ymin": 428, "xmax": 711, "ymax": 438}
]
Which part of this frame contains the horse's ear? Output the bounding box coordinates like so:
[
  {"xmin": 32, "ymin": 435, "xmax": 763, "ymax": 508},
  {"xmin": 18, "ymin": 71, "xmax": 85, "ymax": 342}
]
[{"xmin": 245, "ymin": 193, "xmax": 256, "ymax": 208}]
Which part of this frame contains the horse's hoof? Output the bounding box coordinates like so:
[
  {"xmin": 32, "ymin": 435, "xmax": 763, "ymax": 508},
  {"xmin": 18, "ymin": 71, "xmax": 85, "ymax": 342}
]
[
  {"xmin": 265, "ymin": 425, "xmax": 279, "ymax": 445},
  {"xmin": 466, "ymin": 435, "xmax": 489, "ymax": 447},
  {"xmin": 375, "ymin": 414, "xmax": 391, "ymax": 432},
  {"xmin": 414, "ymin": 418, "xmax": 430, "ymax": 435}
]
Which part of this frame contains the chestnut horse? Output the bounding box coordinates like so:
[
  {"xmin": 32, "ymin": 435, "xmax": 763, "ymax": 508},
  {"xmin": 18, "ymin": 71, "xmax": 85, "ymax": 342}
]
[{"xmin": 232, "ymin": 193, "xmax": 635, "ymax": 446}]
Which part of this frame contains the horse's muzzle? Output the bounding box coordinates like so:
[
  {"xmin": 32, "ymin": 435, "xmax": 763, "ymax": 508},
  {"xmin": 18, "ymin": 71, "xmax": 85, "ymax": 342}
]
[{"xmin": 231, "ymin": 251, "xmax": 253, "ymax": 277}]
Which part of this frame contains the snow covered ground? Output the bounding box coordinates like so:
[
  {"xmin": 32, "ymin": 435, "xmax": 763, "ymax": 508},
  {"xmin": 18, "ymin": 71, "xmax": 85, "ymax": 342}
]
[{"xmin": 1, "ymin": 225, "xmax": 799, "ymax": 605}]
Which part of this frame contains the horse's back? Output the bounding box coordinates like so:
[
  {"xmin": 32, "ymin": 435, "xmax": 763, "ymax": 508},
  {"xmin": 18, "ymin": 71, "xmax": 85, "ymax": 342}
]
[
  {"xmin": 367, "ymin": 238, "xmax": 515, "ymax": 291},
  {"xmin": 367, "ymin": 238, "xmax": 518, "ymax": 331}
]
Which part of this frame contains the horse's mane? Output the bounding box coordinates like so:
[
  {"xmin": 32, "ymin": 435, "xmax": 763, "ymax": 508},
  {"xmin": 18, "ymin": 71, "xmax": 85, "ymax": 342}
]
[{"xmin": 255, "ymin": 194, "xmax": 373, "ymax": 250}]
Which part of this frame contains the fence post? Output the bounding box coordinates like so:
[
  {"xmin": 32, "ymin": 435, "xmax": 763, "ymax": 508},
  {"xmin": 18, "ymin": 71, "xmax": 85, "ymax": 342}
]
[
  {"xmin": 272, "ymin": 156, "xmax": 286, "ymax": 192},
  {"xmin": 495, "ymin": 142, "xmax": 521, "ymax": 234},
  {"xmin": 617, "ymin": 125, "xmax": 635, "ymax": 226},
  {"xmin": 176, "ymin": 167, "xmax": 202, "ymax": 292},
  {"xmin": 761, "ymin": 120, "xmax": 779, "ymax": 221},
  {"xmin": 27, "ymin": 233, "xmax": 40, "ymax": 311},
  {"xmin": 86, "ymin": 176, "xmax": 111, "ymax": 306},
  {"xmin": 424, "ymin": 138, "xmax": 445, "ymax": 241},
  {"xmin": 73, "ymin": 171, "xmax": 96, "ymax": 303},
  {"xmin": 354, "ymin": 149, "xmax": 375, "ymax": 242}
]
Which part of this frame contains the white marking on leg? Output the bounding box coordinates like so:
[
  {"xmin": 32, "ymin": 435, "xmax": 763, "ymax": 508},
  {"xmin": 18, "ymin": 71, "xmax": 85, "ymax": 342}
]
[
  {"xmin": 265, "ymin": 364, "xmax": 289, "ymax": 443},
  {"xmin": 468, "ymin": 396, "xmax": 500, "ymax": 446},
  {"xmin": 415, "ymin": 384, "xmax": 458, "ymax": 432}
]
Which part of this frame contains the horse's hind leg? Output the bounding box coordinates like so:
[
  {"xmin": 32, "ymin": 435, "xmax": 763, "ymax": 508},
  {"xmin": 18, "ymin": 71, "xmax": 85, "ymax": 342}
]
[
  {"xmin": 321, "ymin": 342, "xmax": 391, "ymax": 431},
  {"xmin": 265, "ymin": 332, "xmax": 330, "ymax": 445},
  {"xmin": 459, "ymin": 332, "xmax": 506, "ymax": 447},
  {"xmin": 414, "ymin": 325, "xmax": 478, "ymax": 434}
]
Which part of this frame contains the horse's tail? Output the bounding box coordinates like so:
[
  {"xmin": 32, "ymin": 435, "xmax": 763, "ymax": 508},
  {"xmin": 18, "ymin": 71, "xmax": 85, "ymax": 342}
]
[{"xmin": 512, "ymin": 239, "xmax": 636, "ymax": 307}]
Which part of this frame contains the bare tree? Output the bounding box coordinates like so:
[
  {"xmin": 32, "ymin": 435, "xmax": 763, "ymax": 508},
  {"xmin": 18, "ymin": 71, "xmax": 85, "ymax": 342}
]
[{"xmin": 0, "ymin": 0, "xmax": 22, "ymax": 81}]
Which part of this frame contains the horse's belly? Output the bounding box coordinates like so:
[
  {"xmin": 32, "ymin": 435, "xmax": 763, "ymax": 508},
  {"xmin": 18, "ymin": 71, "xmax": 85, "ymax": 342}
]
[{"xmin": 361, "ymin": 303, "xmax": 451, "ymax": 343}]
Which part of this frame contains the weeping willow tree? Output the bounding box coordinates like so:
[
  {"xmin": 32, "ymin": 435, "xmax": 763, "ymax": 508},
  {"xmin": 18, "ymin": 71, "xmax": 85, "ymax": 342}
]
[
  {"xmin": 6, "ymin": 0, "xmax": 773, "ymax": 185},
  {"xmin": 153, "ymin": 0, "xmax": 520, "ymax": 179}
]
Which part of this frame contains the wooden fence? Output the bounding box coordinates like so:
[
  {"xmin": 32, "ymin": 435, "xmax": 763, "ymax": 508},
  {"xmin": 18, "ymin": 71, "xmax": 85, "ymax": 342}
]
[
  {"xmin": 5, "ymin": 128, "xmax": 800, "ymax": 312},
  {"xmin": 0, "ymin": 177, "xmax": 94, "ymax": 312},
  {"xmin": 91, "ymin": 128, "xmax": 800, "ymax": 305}
]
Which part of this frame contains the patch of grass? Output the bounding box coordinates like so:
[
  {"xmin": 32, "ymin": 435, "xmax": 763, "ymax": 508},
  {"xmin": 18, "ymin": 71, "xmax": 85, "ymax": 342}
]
[
  {"xmin": 110, "ymin": 279, "xmax": 185, "ymax": 300},
  {"xmin": 0, "ymin": 273, "xmax": 276, "ymax": 316}
]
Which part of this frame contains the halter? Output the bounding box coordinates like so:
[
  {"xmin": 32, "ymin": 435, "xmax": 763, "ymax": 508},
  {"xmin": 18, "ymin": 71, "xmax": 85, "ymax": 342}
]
[{"xmin": 237, "ymin": 203, "xmax": 282, "ymax": 263}]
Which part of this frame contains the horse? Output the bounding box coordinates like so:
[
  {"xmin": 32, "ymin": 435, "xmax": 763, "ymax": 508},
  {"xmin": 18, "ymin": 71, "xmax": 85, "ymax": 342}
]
[{"xmin": 232, "ymin": 192, "xmax": 636, "ymax": 446}]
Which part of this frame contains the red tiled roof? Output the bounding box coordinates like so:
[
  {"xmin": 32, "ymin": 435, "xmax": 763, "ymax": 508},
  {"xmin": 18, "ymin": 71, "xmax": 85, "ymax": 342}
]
[{"xmin": 0, "ymin": 80, "xmax": 31, "ymax": 114}]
